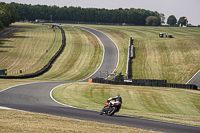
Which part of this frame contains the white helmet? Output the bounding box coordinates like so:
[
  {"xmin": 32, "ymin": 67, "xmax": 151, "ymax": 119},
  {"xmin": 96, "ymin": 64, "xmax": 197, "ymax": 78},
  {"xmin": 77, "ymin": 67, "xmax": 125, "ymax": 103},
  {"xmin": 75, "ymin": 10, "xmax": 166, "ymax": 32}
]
[{"xmin": 108, "ymin": 98, "xmax": 112, "ymax": 101}]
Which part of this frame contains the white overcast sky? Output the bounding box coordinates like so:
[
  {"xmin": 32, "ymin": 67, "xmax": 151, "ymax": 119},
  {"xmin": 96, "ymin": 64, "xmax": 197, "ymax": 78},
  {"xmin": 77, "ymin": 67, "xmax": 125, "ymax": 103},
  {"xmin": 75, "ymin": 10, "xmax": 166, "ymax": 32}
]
[{"xmin": 2, "ymin": 0, "xmax": 200, "ymax": 25}]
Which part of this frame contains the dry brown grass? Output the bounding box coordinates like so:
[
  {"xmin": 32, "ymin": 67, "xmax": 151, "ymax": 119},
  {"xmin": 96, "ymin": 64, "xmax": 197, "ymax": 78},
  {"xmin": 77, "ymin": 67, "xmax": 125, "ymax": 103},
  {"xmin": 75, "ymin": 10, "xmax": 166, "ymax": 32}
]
[
  {"xmin": 0, "ymin": 109, "xmax": 158, "ymax": 133},
  {"xmin": 34, "ymin": 25, "xmax": 103, "ymax": 81},
  {"xmin": 0, "ymin": 22, "xmax": 57, "ymax": 75}
]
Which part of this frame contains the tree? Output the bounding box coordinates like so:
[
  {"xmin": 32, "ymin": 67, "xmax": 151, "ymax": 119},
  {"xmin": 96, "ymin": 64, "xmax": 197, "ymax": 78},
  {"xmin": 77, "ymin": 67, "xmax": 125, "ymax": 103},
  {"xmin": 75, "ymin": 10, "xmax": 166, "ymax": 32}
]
[
  {"xmin": 167, "ymin": 15, "xmax": 177, "ymax": 25},
  {"xmin": 159, "ymin": 13, "xmax": 165, "ymax": 24},
  {"xmin": 3, "ymin": 4, "xmax": 18, "ymax": 23},
  {"xmin": 145, "ymin": 16, "xmax": 160, "ymax": 26},
  {"xmin": 178, "ymin": 16, "xmax": 188, "ymax": 27},
  {"xmin": 0, "ymin": 6, "xmax": 10, "ymax": 27},
  {"xmin": 0, "ymin": 3, "xmax": 18, "ymax": 27}
]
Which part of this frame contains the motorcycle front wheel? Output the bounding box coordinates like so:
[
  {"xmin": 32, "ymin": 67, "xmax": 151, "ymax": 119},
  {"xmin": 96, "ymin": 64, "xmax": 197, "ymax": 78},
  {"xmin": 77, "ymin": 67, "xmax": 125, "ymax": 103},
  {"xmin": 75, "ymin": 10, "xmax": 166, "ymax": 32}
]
[{"xmin": 100, "ymin": 110, "xmax": 104, "ymax": 115}]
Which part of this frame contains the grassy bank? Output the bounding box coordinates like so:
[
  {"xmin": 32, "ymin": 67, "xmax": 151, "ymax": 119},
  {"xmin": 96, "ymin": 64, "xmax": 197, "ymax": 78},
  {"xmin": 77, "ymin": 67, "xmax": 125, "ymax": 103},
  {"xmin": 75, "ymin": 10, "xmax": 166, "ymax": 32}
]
[
  {"xmin": 78, "ymin": 25, "xmax": 200, "ymax": 84},
  {"xmin": 0, "ymin": 109, "xmax": 157, "ymax": 133},
  {"xmin": 53, "ymin": 82, "xmax": 200, "ymax": 126},
  {"xmin": 0, "ymin": 23, "xmax": 102, "ymax": 81},
  {"xmin": 0, "ymin": 22, "xmax": 56, "ymax": 90},
  {"xmin": 0, "ymin": 22, "xmax": 60, "ymax": 75},
  {"xmin": 34, "ymin": 25, "xmax": 103, "ymax": 81}
]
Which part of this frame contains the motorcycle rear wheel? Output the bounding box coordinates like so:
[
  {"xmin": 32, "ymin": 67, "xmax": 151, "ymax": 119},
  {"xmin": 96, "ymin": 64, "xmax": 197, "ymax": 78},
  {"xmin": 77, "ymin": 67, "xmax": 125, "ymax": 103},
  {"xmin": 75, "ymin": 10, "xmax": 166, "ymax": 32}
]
[{"xmin": 107, "ymin": 107, "xmax": 116, "ymax": 116}]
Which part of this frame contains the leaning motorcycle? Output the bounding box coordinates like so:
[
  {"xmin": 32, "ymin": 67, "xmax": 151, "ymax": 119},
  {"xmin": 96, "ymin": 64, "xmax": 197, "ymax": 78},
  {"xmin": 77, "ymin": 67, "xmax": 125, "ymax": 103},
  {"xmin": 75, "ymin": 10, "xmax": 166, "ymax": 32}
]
[{"xmin": 100, "ymin": 101, "xmax": 121, "ymax": 116}]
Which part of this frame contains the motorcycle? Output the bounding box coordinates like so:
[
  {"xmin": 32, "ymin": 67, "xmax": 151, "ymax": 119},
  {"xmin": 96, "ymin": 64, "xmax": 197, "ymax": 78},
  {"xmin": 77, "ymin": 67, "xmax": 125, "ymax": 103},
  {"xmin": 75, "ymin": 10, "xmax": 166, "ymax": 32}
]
[{"xmin": 100, "ymin": 101, "xmax": 121, "ymax": 116}]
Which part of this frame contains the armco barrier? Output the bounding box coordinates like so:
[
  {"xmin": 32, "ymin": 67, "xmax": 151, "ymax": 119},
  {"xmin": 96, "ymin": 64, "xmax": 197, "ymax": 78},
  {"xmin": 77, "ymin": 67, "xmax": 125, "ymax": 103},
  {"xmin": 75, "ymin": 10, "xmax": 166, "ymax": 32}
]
[
  {"xmin": 91, "ymin": 78, "xmax": 198, "ymax": 90},
  {"xmin": 126, "ymin": 37, "xmax": 135, "ymax": 79},
  {"xmin": 0, "ymin": 26, "xmax": 66, "ymax": 79}
]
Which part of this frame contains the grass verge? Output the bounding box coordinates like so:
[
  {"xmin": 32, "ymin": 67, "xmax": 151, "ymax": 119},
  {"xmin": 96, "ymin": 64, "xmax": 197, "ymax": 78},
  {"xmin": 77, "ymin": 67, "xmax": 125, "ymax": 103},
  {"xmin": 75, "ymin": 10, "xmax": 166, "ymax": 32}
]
[
  {"xmin": 0, "ymin": 109, "xmax": 157, "ymax": 133},
  {"xmin": 53, "ymin": 82, "xmax": 200, "ymax": 127}
]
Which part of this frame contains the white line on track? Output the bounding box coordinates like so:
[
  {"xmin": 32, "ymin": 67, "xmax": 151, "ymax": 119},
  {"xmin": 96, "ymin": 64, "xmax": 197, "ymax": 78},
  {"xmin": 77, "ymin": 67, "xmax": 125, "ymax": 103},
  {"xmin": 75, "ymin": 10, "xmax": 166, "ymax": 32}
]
[
  {"xmin": 50, "ymin": 83, "xmax": 100, "ymax": 113},
  {"xmin": 186, "ymin": 69, "xmax": 200, "ymax": 84}
]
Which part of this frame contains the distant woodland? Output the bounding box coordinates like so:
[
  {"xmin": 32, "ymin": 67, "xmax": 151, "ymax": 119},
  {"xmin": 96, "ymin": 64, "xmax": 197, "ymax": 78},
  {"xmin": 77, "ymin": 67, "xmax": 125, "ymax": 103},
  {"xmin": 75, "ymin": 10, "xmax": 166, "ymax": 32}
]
[{"xmin": 0, "ymin": 2, "xmax": 162, "ymax": 27}]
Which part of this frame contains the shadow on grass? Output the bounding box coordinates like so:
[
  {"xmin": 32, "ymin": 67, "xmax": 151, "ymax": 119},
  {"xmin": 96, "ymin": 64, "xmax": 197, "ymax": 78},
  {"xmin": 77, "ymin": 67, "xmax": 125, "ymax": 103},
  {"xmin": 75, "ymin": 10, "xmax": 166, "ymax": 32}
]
[
  {"xmin": 0, "ymin": 26, "xmax": 27, "ymax": 40},
  {"xmin": 0, "ymin": 50, "xmax": 8, "ymax": 53},
  {"xmin": 11, "ymin": 35, "xmax": 30, "ymax": 38},
  {"xmin": 0, "ymin": 40, "xmax": 14, "ymax": 49},
  {"xmin": 0, "ymin": 46, "xmax": 14, "ymax": 48},
  {"xmin": 0, "ymin": 32, "xmax": 30, "ymax": 47},
  {"xmin": 0, "ymin": 40, "xmax": 11, "ymax": 44}
]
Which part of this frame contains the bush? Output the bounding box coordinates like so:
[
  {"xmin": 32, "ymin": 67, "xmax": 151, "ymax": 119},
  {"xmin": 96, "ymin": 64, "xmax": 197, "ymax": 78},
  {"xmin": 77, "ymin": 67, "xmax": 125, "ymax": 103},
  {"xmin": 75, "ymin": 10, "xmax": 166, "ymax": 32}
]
[{"xmin": 146, "ymin": 16, "xmax": 160, "ymax": 26}]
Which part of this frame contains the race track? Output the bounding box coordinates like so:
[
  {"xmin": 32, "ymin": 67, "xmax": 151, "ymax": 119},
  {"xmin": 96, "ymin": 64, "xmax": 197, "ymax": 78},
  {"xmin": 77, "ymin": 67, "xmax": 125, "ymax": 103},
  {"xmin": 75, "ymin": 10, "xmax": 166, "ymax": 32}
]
[
  {"xmin": 0, "ymin": 26, "xmax": 200, "ymax": 133},
  {"xmin": 76, "ymin": 26, "xmax": 119, "ymax": 80}
]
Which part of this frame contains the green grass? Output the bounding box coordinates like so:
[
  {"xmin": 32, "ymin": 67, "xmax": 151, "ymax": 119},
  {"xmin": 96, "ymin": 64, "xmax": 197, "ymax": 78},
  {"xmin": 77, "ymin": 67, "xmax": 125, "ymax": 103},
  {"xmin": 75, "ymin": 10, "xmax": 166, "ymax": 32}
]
[
  {"xmin": 1, "ymin": 23, "xmax": 200, "ymax": 131},
  {"xmin": 0, "ymin": 23, "xmax": 103, "ymax": 81},
  {"xmin": 76, "ymin": 25, "xmax": 200, "ymax": 84},
  {"xmin": 53, "ymin": 82, "xmax": 200, "ymax": 126},
  {"xmin": 34, "ymin": 25, "xmax": 103, "ymax": 81},
  {"xmin": 2, "ymin": 24, "xmax": 200, "ymax": 83},
  {"xmin": 2, "ymin": 23, "xmax": 153, "ymax": 133},
  {"xmin": 0, "ymin": 23, "xmax": 103, "ymax": 90}
]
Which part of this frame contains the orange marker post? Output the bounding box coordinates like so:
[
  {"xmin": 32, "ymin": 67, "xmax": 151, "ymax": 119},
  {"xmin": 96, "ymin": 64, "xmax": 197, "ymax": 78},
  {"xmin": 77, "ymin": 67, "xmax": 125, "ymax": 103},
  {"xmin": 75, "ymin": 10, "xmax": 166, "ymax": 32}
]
[{"xmin": 88, "ymin": 78, "xmax": 92, "ymax": 83}]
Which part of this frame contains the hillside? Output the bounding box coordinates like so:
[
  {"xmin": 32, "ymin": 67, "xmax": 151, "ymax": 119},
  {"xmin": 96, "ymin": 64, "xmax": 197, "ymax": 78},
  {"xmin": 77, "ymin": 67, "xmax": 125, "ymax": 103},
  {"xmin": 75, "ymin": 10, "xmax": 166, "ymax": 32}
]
[{"xmin": 83, "ymin": 25, "xmax": 200, "ymax": 84}]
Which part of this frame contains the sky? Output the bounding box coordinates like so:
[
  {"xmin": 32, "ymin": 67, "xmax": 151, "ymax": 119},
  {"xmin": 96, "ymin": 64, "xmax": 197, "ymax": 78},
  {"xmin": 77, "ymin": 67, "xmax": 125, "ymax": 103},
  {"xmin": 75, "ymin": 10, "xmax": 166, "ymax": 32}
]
[{"xmin": 2, "ymin": 0, "xmax": 200, "ymax": 25}]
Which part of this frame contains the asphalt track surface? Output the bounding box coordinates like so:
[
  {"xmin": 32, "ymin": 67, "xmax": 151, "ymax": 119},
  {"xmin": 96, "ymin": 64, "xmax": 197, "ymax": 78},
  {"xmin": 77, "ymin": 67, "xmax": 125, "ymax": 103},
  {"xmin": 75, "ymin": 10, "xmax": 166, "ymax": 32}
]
[
  {"xmin": 76, "ymin": 26, "xmax": 119, "ymax": 80},
  {"xmin": 1, "ymin": 26, "xmax": 200, "ymax": 133},
  {"xmin": 186, "ymin": 70, "xmax": 200, "ymax": 87}
]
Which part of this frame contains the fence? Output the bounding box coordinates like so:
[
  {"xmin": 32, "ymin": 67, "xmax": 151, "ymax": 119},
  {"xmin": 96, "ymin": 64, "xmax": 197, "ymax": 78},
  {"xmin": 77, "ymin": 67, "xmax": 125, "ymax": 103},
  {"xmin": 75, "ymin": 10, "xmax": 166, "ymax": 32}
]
[
  {"xmin": 0, "ymin": 26, "xmax": 66, "ymax": 79},
  {"xmin": 91, "ymin": 78, "xmax": 198, "ymax": 90}
]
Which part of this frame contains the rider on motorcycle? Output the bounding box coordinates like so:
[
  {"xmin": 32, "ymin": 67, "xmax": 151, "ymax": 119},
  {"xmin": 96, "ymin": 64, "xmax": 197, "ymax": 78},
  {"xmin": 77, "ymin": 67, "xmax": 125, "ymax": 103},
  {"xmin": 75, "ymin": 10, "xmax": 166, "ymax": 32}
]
[
  {"xmin": 112, "ymin": 94, "xmax": 122, "ymax": 104},
  {"xmin": 100, "ymin": 95, "xmax": 122, "ymax": 115},
  {"xmin": 111, "ymin": 94, "xmax": 122, "ymax": 109}
]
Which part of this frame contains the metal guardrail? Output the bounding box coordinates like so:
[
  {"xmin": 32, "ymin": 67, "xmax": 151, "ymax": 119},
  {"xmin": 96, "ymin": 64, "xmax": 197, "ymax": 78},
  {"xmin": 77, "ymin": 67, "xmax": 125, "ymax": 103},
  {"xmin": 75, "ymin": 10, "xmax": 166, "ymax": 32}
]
[{"xmin": 91, "ymin": 78, "xmax": 198, "ymax": 90}]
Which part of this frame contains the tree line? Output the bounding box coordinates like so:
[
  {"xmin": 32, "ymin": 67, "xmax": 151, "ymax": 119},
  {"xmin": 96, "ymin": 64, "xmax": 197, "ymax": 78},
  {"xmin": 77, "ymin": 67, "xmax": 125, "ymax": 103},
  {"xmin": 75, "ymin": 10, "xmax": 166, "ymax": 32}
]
[
  {"xmin": 0, "ymin": 2, "xmax": 162, "ymax": 26},
  {"xmin": 0, "ymin": 3, "xmax": 18, "ymax": 29}
]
